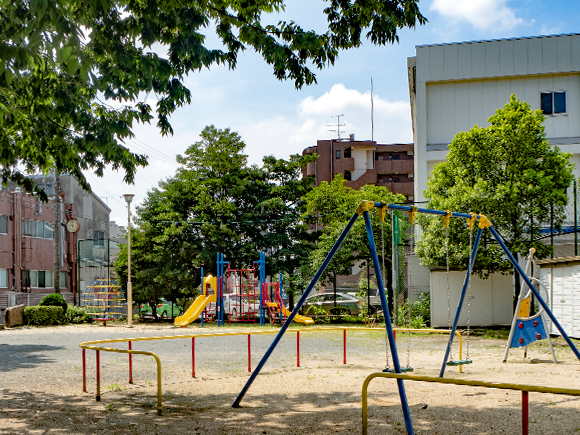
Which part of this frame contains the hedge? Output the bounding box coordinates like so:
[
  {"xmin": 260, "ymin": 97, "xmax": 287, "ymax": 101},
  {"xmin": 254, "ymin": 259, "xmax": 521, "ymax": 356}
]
[
  {"xmin": 24, "ymin": 306, "xmax": 66, "ymax": 325},
  {"xmin": 39, "ymin": 293, "xmax": 68, "ymax": 314}
]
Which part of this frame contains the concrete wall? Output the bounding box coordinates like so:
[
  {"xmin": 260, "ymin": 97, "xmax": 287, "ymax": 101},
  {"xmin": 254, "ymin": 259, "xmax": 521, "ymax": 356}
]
[{"xmin": 430, "ymin": 270, "xmax": 513, "ymax": 327}]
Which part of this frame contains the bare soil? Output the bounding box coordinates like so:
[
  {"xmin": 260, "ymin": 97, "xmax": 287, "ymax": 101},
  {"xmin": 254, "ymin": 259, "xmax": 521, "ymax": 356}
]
[{"xmin": 1, "ymin": 323, "xmax": 580, "ymax": 434}]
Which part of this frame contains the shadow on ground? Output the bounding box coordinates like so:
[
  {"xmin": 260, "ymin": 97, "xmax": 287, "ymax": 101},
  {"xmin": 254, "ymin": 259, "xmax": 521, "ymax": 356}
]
[
  {"xmin": 2, "ymin": 382, "xmax": 580, "ymax": 435},
  {"xmin": 0, "ymin": 343, "xmax": 64, "ymax": 371}
]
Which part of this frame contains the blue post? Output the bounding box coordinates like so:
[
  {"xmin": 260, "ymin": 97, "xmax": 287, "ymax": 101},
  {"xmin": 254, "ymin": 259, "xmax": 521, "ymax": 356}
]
[
  {"xmin": 254, "ymin": 252, "xmax": 266, "ymax": 326},
  {"xmin": 439, "ymin": 227, "xmax": 483, "ymax": 377},
  {"xmin": 488, "ymin": 225, "xmax": 580, "ymax": 363},
  {"xmin": 232, "ymin": 211, "xmax": 360, "ymax": 408},
  {"xmin": 279, "ymin": 272, "xmax": 284, "ymax": 323},
  {"xmin": 363, "ymin": 211, "xmax": 414, "ymax": 434},
  {"xmin": 201, "ymin": 267, "xmax": 204, "ymax": 327}
]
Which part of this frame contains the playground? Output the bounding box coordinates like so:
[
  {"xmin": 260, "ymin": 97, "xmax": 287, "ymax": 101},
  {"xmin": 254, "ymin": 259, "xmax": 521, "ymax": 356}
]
[{"xmin": 2, "ymin": 323, "xmax": 580, "ymax": 434}]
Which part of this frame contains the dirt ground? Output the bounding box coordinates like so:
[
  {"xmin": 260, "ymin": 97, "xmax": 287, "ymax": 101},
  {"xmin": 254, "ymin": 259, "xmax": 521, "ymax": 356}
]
[{"xmin": 1, "ymin": 323, "xmax": 580, "ymax": 434}]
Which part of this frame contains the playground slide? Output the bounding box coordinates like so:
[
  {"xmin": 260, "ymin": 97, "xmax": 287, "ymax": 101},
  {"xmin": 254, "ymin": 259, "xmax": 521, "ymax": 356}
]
[
  {"xmin": 280, "ymin": 305, "xmax": 314, "ymax": 325},
  {"xmin": 174, "ymin": 294, "xmax": 217, "ymax": 327}
]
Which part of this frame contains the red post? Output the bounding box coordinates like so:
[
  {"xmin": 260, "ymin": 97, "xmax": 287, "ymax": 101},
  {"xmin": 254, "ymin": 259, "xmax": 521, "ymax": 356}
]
[
  {"xmin": 522, "ymin": 391, "xmax": 529, "ymax": 435},
  {"xmin": 128, "ymin": 341, "xmax": 133, "ymax": 384},
  {"xmin": 394, "ymin": 330, "xmax": 397, "ymax": 341},
  {"xmin": 343, "ymin": 329, "xmax": 346, "ymax": 365},
  {"xmin": 82, "ymin": 349, "xmax": 87, "ymax": 392},
  {"xmin": 297, "ymin": 331, "xmax": 300, "ymax": 368},
  {"xmin": 192, "ymin": 337, "xmax": 195, "ymax": 378},
  {"xmin": 248, "ymin": 334, "xmax": 251, "ymax": 372},
  {"xmin": 96, "ymin": 350, "xmax": 101, "ymax": 401}
]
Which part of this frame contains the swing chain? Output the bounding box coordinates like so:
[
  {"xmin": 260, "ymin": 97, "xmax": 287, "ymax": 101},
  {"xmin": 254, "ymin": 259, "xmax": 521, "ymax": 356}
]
[
  {"xmin": 466, "ymin": 214, "xmax": 475, "ymax": 360},
  {"xmin": 383, "ymin": 212, "xmax": 390, "ymax": 371},
  {"xmin": 405, "ymin": 215, "xmax": 413, "ymax": 368},
  {"xmin": 445, "ymin": 223, "xmax": 453, "ymax": 361}
]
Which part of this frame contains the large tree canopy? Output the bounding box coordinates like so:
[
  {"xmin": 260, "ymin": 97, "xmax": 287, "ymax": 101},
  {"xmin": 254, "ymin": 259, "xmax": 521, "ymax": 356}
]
[
  {"xmin": 115, "ymin": 125, "xmax": 317, "ymax": 310},
  {"xmin": 0, "ymin": 0, "xmax": 427, "ymax": 198},
  {"xmin": 415, "ymin": 95, "xmax": 575, "ymax": 276}
]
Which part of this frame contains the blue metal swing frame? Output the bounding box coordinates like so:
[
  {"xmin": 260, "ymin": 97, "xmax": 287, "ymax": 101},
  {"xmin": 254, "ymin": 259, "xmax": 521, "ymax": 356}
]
[{"xmin": 232, "ymin": 201, "xmax": 580, "ymax": 435}]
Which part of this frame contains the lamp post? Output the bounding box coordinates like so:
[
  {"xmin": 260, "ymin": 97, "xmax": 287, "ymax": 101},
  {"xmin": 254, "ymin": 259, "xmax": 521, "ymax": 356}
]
[{"xmin": 123, "ymin": 194, "xmax": 135, "ymax": 327}]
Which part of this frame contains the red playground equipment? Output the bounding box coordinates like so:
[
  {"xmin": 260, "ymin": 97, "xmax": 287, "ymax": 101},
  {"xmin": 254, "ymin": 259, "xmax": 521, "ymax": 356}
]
[
  {"xmin": 262, "ymin": 281, "xmax": 314, "ymax": 325},
  {"xmin": 225, "ymin": 264, "xmax": 259, "ymax": 324}
]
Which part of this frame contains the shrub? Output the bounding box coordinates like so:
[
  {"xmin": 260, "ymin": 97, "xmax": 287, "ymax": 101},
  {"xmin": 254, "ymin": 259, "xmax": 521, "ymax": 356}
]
[
  {"xmin": 39, "ymin": 293, "xmax": 68, "ymax": 314},
  {"xmin": 65, "ymin": 305, "xmax": 93, "ymax": 324},
  {"xmin": 24, "ymin": 306, "xmax": 66, "ymax": 325}
]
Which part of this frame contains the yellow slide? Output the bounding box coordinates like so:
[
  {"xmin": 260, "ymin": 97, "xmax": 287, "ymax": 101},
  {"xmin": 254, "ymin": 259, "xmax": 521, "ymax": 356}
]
[
  {"xmin": 280, "ymin": 305, "xmax": 314, "ymax": 325},
  {"xmin": 174, "ymin": 294, "xmax": 216, "ymax": 327}
]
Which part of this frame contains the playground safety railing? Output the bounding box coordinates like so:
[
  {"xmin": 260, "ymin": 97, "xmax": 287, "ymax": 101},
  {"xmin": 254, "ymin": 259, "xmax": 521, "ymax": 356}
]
[
  {"xmin": 361, "ymin": 372, "xmax": 580, "ymax": 435},
  {"xmin": 79, "ymin": 327, "xmax": 463, "ymax": 414}
]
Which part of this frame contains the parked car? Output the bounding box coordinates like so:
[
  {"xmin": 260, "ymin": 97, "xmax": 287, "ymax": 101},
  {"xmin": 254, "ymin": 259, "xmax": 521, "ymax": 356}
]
[
  {"xmin": 140, "ymin": 298, "xmax": 181, "ymax": 318},
  {"xmin": 206, "ymin": 294, "xmax": 255, "ymax": 319},
  {"xmin": 302, "ymin": 292, "xmax": 361, "ymax": 315}
]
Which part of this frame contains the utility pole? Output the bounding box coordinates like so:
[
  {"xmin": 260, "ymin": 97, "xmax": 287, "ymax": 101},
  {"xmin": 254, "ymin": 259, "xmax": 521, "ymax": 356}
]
[{"xmin": 54, "ymin": 170, "xmax": 61, "ymax": 293}]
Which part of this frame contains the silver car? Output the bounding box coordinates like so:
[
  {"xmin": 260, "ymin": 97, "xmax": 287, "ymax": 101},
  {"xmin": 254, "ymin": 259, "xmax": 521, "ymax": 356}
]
[{"xmin": 302, "ymin": 292, "xmax": 361, "ymax": 315}]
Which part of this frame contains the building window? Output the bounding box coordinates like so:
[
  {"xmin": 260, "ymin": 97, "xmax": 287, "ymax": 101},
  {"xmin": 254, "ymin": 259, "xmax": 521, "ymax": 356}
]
[
  {"xmin": 0, "ymin": 269, "xmax": 7, "ymax": 288},
  {"xmin": 60, "ymin": 271, "xmax": 67, "ymax": 289},
  {"xmin": 38, "ymin": 271, "xmax": 46, "ymax": 288},
  {"xmin": 336, "ymin": 150, "xmax": 340, "ymax": 159},
  {"xmin": 344, "ymin": 171, "xmax": 352, "ymax": 181},
  {"xmin": 30, "ymin": 270, "xmax": 38, "ymax": 288},
  {"xmin": 391, "ymin": 155, "xmax": 400, "ymax": 160},
  {"xmin": 392, "ymin": 177, "xmax": 401, "ymax": 183},
  {"xmin": 344, "ymin": 148, "xmax": 351, "ymax": 158},
  {"xmin": 541, "ymin": 91, "xmax": 566, "ymax": 115},
  {"xmin": 93, "ymin": 231, "xmax": 105, "ymax": 246},
  {"xmin": 0, "ymin": 215, "xmax": 7, "ymax": 234},
  {"xmin": 21, "ymin": 219, "xmax": 54, "ymax": 239}
]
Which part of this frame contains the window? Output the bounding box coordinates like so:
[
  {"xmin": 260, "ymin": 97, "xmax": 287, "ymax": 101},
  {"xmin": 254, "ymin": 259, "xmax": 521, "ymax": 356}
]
[
  {"xmin": 44, "ymin": 222, "xmax": 54, "ymax": 239},
  {"xmin": 30, "ymin": 270, "xmax": 38, "ymax": 288},
  {"xmin": 60, "ymin": 271, "xmax": 66, "ymax": 289},
  {"xmin": 335, "ymin": 150, "xmax": 340, "ymax": 159},
  {"xmin": 392, "ymin": 177, "xmax": 401, "ymax": 183},
  {"xmin": 93, "ymin": 231, "xmax": 105, "ymax": 246},
  {"xmin": 344, "ymin": 171, "xmax": 352, "ymax": 181},
  {"xmin": 391, "ymin": 155, "xmax": 400, "ymax": 160},
  {"xmin": 38, "ymin": 271, "xmax": 46, "ymax": 288},
  {"xmin": 21, "ymin": 219, "xmax": 53, "ymax": 239},
  {"xmin": 0, "ymin": 269, "xmax": 7, "ymax": 288},
  {"xmin": 0, "ymin": 215, "xmax": 7, "ymax": 234},
  {"xmin": 541, "ymin": 91, "xmax": 566, "ymax": 115},
  {"xmin": 344, "ymin": 148, "xmax": 351, "ymax": 158},
  {"xmin": 22, "ymin": 270, "xmax": 30, "ymax": 288}
]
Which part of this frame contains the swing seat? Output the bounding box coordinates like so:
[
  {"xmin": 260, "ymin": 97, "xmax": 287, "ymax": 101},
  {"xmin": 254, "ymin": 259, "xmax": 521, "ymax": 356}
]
[
  {"xmin": 446, "ymin": 359, "xmax": 472, "ymax": 366},
  {"xmin": 383, "ymin": 367, "xmax": 414, "ymax": 373}
]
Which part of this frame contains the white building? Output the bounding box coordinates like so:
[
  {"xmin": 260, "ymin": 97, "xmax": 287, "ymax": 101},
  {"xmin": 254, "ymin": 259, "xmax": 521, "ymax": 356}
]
[
  {"xmin": 407, "ymin": 33, "xmax": 580, "ymax": 326},
  {"xmin": 408, "ymin": 32, "xmax": 580, "ymax": 211}
]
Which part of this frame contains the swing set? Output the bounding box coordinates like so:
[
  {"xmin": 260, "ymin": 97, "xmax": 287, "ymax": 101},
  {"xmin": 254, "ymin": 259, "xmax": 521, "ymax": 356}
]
[{"xmin": 231, "ymin": 200, "xmax": 580, "ymax": 435}]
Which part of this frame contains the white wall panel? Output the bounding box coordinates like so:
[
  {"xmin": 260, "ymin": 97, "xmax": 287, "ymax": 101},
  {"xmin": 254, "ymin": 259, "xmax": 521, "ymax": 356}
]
[
  {"xmin": 513, "ymin": 38, "xmax": 529, "ymax": 75},
  {"xmin": 426, "ymin": 84, "xmax": 442, "ymax": 144},
  {"xmin": 499, "ymin": 40, "xmax": 514, "ymax": 76},
  {"xmin": 468, "ymin": 81, "xmax": 484, "ymax": 128},
  {"xmin": 485, "ymin": 41, "xmax": 500, "ymax": 77},
  {"xmin": 471, "ymin": 43, "xmax": 485, "ymax": 77},
  {"xmin": 457, "ymin": 44, "xmax": 472, "ymax": 79},
  {"xmin": 443, "ymin": 45, "xmax": 458, "ymax": 80},
  {"xmin": 429, "ymin": 45, "xmax": 444, "ymax": 81},
  {"xmin": 527, "ymin": 38, "xmax": 543, "ymax": 74},
  {"xmin": 542, "ymin": 37, "xmax": 558, "ymax": 73},
  {"xmin": 557, "ymin": 35, "xmax": 572, "ymax": 71}
]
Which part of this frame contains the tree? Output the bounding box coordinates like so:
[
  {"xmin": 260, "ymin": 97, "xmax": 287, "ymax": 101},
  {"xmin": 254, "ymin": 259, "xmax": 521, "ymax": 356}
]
[
  {"xmin": 304, "ymin": 175, "xmax": 405, "ymax": 315},
  {"xmin": 416, "ymin": 95, "xmax": 575, "ymax": 285},
  {"xmin": 1, "ymin": 0, "xmax": 427, "ymax": 198},
  {"xmin": 114, "ymin": 125, "xmax": 317, "ymax": 313}
]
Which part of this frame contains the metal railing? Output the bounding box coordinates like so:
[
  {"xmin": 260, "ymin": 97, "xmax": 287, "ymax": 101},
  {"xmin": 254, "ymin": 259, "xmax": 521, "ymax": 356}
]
[
  {"xmin": 79, "ymin": 327, "xmax": 463, "ymax": 414},
  {"xmin": 362, "ymin": 372, "xmax": 580, "ymax": 435}
]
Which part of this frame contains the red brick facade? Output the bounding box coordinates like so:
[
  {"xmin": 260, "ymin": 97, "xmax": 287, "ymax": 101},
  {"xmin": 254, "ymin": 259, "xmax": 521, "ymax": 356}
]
[{"xmin": 303, "ymin": 139, "xmax": 414, "ymax": 199}]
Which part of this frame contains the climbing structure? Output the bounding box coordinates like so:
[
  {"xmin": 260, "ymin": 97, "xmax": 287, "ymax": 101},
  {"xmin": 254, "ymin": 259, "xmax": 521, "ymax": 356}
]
[{"xmin": 82, "ymin": 279, "xmax": 126, "ymax": 321}]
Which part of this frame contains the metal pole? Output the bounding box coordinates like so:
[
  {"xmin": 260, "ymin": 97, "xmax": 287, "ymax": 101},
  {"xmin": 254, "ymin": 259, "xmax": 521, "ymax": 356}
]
[
  {"xmin": 343, "ymin": 329, "xmax": 346, "ymax": 364},
  {"xmin": 127, "ymin": 201, "xmax": 133, "ymax": 327},
  {"xmin": 439, "ymin": 227, "xmax": 484, "ymax": 378},
  {"xmin": 232, "ymin": 211, "xmax": 360, "ymax": 408},
  {"xmin": 82, "ymin": 349, "xmax": 86, "ymax": 392},
  {"xmin": 575, "ymin": 179, "xmax": 578, "ymax": 256},
  {"xmin": 129, "ymin": 341, "xmax": 133, "ymax": 384},
  {"xmin": 297, "ymin": 331, "xmax": 300, "ymax": 367},
  {"xmin": 96, "ymin": 350, "xmax": 101, "ymax": 401},
  {"xmin": 522, "ymin": 391, "xmax": 529, "ymax": 435},
  {"xmin": 192, "ymin": 337, "xmax": 195, "ymax": 378},
  {"xmin": 248, "ymin": 334, "xmax": 251, "ymax": 372},
  {"xmin": 363, "ymin": 210, "xmax": 414, "ymax": 434}
]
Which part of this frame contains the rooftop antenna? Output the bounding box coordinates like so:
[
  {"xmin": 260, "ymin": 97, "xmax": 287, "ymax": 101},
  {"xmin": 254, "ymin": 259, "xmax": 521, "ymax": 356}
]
[
  {"xmin": 328, "ymin": 114, "xmax": 345, "ymax": 139},
  {"xmin": 371, "ymin": 76, "xmax": 374, "ymax": 141}
]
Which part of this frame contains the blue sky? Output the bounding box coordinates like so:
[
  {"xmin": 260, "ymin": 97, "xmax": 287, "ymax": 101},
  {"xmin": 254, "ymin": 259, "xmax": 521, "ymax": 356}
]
[{"xmin": 94, "ymin": 0, "xmax": 580, "ymax": 224}]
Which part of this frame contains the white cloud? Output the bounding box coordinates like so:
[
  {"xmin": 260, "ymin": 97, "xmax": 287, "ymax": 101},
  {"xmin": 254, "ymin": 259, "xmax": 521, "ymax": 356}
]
[{"xmin": 430, "ymin": 0, "xmax": 524, "ymax": 31}]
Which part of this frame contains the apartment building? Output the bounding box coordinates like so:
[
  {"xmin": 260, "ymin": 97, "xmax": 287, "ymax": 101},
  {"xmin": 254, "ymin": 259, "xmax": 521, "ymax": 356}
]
[
  {"xmin": 302, "ymin": 138, "xmax": 414, "ymax": 200},
  {"xmin": 0, "ymin": 175, "xmax": 111, "ymax": 310}
]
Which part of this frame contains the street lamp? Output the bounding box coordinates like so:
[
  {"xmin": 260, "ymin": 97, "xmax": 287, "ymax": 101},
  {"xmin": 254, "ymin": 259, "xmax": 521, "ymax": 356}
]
[{"xmin": 123, "ymin": 194, "xmax": 135, "ymax": 327}]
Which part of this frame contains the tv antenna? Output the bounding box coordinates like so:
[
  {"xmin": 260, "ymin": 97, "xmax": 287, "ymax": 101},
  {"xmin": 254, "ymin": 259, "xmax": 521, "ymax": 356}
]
[{"xmin": 328, "ymin": 114, "xmax": 345, "ymax": 140}]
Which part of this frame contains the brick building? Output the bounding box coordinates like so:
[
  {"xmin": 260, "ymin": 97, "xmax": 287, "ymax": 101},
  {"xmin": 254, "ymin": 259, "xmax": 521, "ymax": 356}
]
[
  {"xmin": 302, "ymin": 138, "xmax": 414, "ymax": 200},
  {"xmin": 0, "ymin": 175, "xmax": 111, "ymax": 314}
]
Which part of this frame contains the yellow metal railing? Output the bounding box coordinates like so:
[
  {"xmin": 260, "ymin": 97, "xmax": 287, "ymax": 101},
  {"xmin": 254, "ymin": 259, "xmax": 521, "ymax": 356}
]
[
  {"xmin": 362, "ymin": 372, "xmax": 580, "ymax": 435},
  {"xmin": 79, "ymin": 326, "xmax": 463, "ymax": 413}
]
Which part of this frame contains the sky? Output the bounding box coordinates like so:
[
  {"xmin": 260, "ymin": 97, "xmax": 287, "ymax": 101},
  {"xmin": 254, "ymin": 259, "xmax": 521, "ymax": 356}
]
[{"xmin": 92, "ymin": 0, "xmax": 580, "ymax": 225}]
